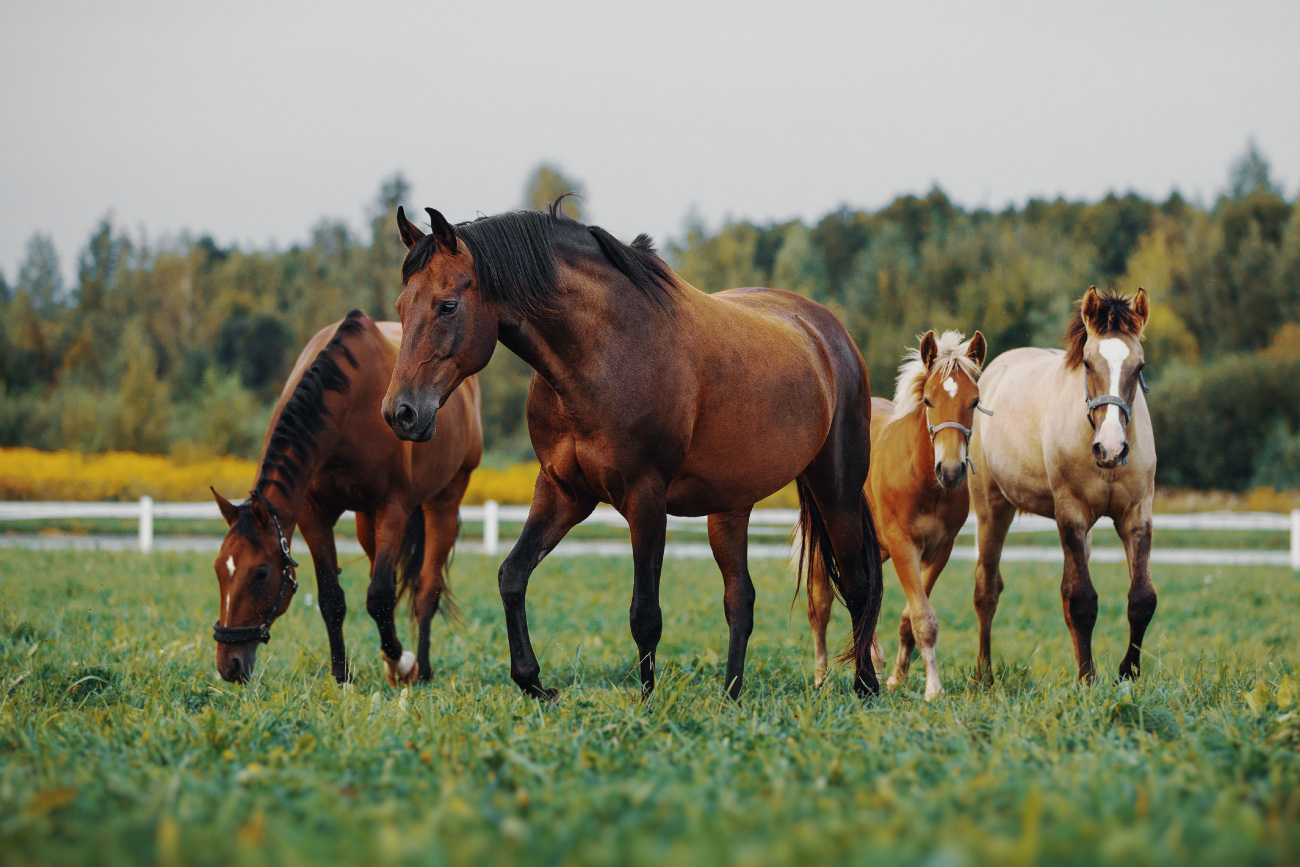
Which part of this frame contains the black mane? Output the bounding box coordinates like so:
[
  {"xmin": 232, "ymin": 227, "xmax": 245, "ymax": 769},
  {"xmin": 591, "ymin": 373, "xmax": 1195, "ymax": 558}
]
[
  {"xmin": 232, "ymin": 310, "xmax": 365, "ymax": 540},
  {"xmin": 401, "ymin": 204, "xmax": 678, "ymax": 317}
]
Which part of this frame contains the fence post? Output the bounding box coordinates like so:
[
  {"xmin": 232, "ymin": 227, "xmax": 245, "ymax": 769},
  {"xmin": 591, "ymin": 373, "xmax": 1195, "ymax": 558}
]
[
  {"xmin": 139, "ymin": 496, "xmax": 153, "ymax": 554},
  {"xmin": 484, "ymin": 500, "xmax": 499, "ymax": 557},
  {"xmin": 1291, "ymin": 509, "xmax": 1300, "ymax": 572}
]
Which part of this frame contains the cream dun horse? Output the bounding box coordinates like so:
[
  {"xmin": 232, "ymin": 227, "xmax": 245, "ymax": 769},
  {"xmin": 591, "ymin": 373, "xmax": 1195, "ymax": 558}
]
[{"xmin": 969, "ymin": 286, "xmax": 1156, "ymax": 683}]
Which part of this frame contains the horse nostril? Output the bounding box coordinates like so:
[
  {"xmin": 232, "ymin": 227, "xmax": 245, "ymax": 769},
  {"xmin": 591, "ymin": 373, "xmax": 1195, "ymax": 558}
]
[
  {"xmin": 1118, "ymin": 443, "xmax": 1130, "ymax": 463},
  {"xmin": 1092, "ymin": 442, "xmax": 1104, "ymax": 460},
  {"xmin": 394, "ymin": 403, "xmax": 415, "ymax": 431}
]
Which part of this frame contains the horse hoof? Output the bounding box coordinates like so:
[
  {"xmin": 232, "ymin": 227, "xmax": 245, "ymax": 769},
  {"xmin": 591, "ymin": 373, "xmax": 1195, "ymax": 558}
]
[
  {"xmin": 382, "ymin": 651, "xmax": 417, "ymax": 687},
  {"xmin": 886, "ymin": 674, "xmax": 903, "ymax": 691},
  {"xmin": 924, "ymin": 684, "xmax": 945, "ymax": 702},
  {"xmin": 528, "ymin": 685, "xmax": 559, "ymax": 701}
]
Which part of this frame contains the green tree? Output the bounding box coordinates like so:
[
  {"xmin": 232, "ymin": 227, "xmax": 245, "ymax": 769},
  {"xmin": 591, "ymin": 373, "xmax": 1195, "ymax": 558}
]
[
  {"xmin": 76, "ymin": 214, "xmax": 130, "ymax": 314},
  {"xmin": 110, "ymin": 322, "xmax": 171, "ymax": 453},
  {"xmin": 523, "ymin": 164, "xmax": 585, "ymax": 219},
  {"xmin": 16, "ymin": 233, "xmax": 63, "ymax": 315},
  {"xmin": 1228, "ymin": 138, "xmax": 1282, "ymax": 199},
  {"xmin": 771, "ymin": 223, "xmax": 829, "ymax": 301},
  {"xmin": 367, "ymin": 173, "xmax": 411, "ymax": 319}
]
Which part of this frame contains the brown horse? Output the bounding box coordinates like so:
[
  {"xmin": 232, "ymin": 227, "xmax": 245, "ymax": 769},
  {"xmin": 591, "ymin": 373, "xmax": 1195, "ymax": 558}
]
[
  {"xmin": 969, "ymin": 286, "xmax": 1156, "ymax": 683},
  {"xmin": 382, "ymin": 204, "xmax": 884, "ymax": 701},
  {"xmin": 807, "ymin": 330, "xmax": 986, "ymax": 700},
  {"xmin": 210, "ymin": 310, "xmax": 482, "ymax": 686}
]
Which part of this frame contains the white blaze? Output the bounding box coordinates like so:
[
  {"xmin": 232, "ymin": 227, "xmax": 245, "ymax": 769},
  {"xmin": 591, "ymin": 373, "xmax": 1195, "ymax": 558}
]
[
  {"xmin": 1097, "ymin": 338, "xmax": 1131, "ymax": 437},
  {"xmin": 942, "ymin": 376, "xmax": 958, "ymax": 397},
  {"xmin": 225, "ymin": 555, "xmax": 236, "ymax": 576}
]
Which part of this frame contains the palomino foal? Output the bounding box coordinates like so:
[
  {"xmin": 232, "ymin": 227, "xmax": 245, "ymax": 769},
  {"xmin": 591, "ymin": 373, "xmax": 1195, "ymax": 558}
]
[
  {"xmin": 969, "ymin": 287, "xmax": 1156, "ymax": 683},
  {"xmin": 808, "ymin": 330, "xmax": 986, "ymax": 700}
]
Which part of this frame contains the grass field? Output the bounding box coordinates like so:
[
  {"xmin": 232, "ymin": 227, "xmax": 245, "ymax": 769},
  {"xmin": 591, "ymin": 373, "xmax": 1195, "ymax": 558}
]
[{"xmin": 1, "ymin": 547, "xmax": 1298, "ymax": 866}]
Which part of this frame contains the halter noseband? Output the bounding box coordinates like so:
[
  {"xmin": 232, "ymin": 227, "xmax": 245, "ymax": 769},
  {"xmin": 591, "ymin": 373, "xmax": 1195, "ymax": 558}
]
[
  {"xmin": 212, "ymin": 501, "xmax": 299, "ymax": 646},
  {"xmin": 1084, "ymin": 369, "xmax": 1150, "ymax": 430},
  {"xmin": 925, "ymin": 400, "xmax": 993, "ymax": 476}
]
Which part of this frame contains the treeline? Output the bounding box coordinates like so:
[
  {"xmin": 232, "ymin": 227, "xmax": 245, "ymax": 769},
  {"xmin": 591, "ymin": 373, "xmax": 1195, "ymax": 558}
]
[{"xmin": 1, "ymin": 148, "xmax": 1297, "ymax": 490}]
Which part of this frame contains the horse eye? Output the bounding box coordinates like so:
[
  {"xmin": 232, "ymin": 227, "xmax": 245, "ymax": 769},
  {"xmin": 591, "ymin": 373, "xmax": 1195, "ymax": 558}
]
[
  {"xmin": 438, "ymin": 300, "xmax": 459, "ymax": 316},
  {"xmin": 923, "ymin": 398, "xmax": 932, "ymax": 408},
  {"xmin": 252, "ymin": 566, "xmax": 269, "ymax": 583}
]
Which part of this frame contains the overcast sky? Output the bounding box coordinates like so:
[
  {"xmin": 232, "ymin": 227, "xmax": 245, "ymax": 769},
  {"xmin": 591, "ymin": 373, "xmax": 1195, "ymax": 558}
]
[{"xmin": 2, "ymin": 0, "xmax": 1297, "ymax": 282}]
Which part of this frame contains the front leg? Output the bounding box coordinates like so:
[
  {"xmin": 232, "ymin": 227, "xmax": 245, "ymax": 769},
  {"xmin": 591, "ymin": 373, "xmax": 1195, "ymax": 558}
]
[
  {"xmin": 1057, "ymin": 512, "xmax": 1099, "ymax": 683},
  {"xmin": 1115, "ymin": 507, "xmax": 1156, "ymax": 679},
  {"xmin": 298, "ymin": 500, "xmax": 349, "ymax": 683},
  {"xmin": 498, "ymin": 473, "xmax": 596, "ymax": 699},
  {"xmin": 366, "ymin": 505, "xmax": 416, "ymax": 687},
  {"xmin": 623, "ymin": 484, "xmax": 668, "ymax": 697}
]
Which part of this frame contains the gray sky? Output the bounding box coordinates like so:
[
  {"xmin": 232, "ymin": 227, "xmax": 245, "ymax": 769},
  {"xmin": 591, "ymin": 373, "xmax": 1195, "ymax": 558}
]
[{"xmin": 2, "ymin": 0, "xmax": 1297, "ymax": 282}]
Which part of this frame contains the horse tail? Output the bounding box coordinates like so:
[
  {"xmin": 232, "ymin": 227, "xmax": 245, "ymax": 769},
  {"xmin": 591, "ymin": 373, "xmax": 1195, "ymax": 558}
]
[
  {"xmin": 437, "ymin": 516, "xmax": 464, "ymax": 626},
  {"xmin": 396, "ymin": 508, "xmax": 425, "ymax": 613},
  {"xmin": 792, "ymin": 479, "xmax": 839, "ymax": 610},
  {"xmin": 836, "ymin": 490, "xmax": 885, "ymax": 674}
]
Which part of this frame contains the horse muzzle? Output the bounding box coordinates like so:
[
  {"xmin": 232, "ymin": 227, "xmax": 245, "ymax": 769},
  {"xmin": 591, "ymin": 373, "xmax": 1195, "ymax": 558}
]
[
  {"xmin": 215, "ymin": 642, "xmax": 258, "ymax": 683},
  {"xmin": 1092, "ymin": 440, "xmax": 1130, "ymax": 469},
  {"xmin": 934, "ymin": 460, "xmax": 968, "ymax": 490},
  {"xmin": 382, "ymin": 395, "xmax": 439, "ymax": 442}
]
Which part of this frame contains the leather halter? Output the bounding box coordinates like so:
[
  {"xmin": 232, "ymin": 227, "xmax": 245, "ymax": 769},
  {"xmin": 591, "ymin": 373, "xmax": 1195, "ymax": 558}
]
[
  {"xmin": 925, "ymin": 400, "xmax": 994, "ymax": 476},
  {"xmin": 1084, "ymin": 368, "xmax": 1150, "ymax": 431},
  {"xmin": 212, "ymin": 500, "xmax": 299, "ymax": 646}
]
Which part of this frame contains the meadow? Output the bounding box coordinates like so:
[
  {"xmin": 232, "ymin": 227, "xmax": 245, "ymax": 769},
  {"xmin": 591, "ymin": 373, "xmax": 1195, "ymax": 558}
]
[{"xmin": 1, "ymin": 547, "xmax": 1297, "ymax": 867}]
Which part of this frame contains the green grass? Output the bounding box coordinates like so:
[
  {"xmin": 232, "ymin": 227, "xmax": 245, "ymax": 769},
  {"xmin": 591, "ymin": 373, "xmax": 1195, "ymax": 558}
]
[{"xmin": 1, "ymin": 548, "xmax": 1298, "ymax": 866}]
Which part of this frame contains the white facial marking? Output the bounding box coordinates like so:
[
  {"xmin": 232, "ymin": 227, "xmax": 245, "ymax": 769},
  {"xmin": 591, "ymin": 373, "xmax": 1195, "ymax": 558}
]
[
  {"xmin": 223, "ymin": 592, "xmax": 230, "ymax": 618},
  {"xmin": 933, "ymin": 441, "xmax": 945, "ymax": 463},
  {"xmin": 1097, "ymin": 338, "xmax": 1131, "ymax": 431},
  {"xmin": 942, "ymin": 376, "xmax": 958, "ymax": 397},
  {"xmin": 225, "ymin": 555, "xmax": 236, "ymax": 577}
]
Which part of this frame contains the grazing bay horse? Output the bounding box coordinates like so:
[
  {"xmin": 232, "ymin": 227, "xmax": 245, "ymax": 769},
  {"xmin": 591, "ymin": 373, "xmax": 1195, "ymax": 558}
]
[
  {"xmin": 383, "ymin": 204, "xmax": 884, "ymax": 701},
  {"xmin": 969, "ymin": 286, "xmax": 1156, "ymax": 683},
  {"xmin": 210, "ymin": 310, "xmax": 482, "ymax": 686},
  {"xmin": 807, "ymin": 330, "xmax": 987, "ymax": 700}
]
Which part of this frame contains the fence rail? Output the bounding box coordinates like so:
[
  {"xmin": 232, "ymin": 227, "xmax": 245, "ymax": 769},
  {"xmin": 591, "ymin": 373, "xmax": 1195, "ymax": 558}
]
[{"xmin": 1, "ymin": 500, "xmax": 1297, "ymax": 569}]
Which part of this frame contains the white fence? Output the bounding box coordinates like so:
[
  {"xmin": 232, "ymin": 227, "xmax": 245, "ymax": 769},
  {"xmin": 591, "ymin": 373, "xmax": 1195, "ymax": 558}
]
[{"xmin": 1, "ymin": 499, "xmax": 1298, "ymax": 569}]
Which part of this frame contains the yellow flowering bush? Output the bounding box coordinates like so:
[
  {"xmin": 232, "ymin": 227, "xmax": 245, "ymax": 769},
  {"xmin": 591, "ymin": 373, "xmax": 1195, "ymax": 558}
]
[{"xmin": 0, "ymin": 447, "xmax": 555, "ymax": 506}]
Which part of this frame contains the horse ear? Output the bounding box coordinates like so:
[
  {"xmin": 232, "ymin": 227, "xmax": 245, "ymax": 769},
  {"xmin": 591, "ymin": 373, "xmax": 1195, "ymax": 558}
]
[
  {"xmin": 1081, "ymin": 285, "xmax": 1103, "ymax": 332},
  {"xmin": 425, "ymin": 208, "xmax": 457, "ymax": 253},
  {"xmin": 248, "ymin": 493, "xmax": 274, "ymax": 530},
  {"xmin": 919, "ymin": 331, "xmax": 939, "ymax": 369},
  {"xmin": 967, "ymin": 331, "xmax": 987, "ymax": 367},
  {"xmin": 397, "ymin": 206, "xmax": 425, "ymax": 250},
  {"xmin": 211, "ymin": 487, "xmax": 238, "ymax": 527},
  {"xmin": 1133, "ymin": 287, "xmax": 1150, "ymax": 334}
]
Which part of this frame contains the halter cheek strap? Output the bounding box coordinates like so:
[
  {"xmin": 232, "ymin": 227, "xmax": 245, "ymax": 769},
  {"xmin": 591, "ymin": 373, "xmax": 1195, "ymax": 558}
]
[{"xmin": 212, "ymin": 506, "xmax": 299, "ymax": 646}]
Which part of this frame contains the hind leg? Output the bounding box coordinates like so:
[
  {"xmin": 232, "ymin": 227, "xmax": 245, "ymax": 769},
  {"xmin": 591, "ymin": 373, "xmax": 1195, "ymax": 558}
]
[
  {"xmin": 708, "ymin": 510, "xmax": 755, "ymax": 700},
  {"xmin": 1116, "ymin": 506, "xmax": 1156, "ymax": 679},
  {"xmin": 414, "ymin": 468, "xmax": 473, "ymax": 682},
  {"xmin": 805, "ymin": 541, "xmax": 835, "ymax": 688},
  {"xmin": 973, "ymin": 488, "xmax": 1014, "ymax": 685}
]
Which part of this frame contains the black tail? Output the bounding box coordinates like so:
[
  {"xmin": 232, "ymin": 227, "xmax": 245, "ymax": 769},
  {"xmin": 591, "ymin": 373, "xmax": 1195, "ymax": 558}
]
[
  {"xmin": 795, "ymin": 482, "xmax": 884, "ymax": 680},
  {"xmin": 395, "ymin": 508, "xmax": 425, "ymax": 611},
  {"xmin": 395, "ymin": 508, "xmax": 463, "ymax": 625}
]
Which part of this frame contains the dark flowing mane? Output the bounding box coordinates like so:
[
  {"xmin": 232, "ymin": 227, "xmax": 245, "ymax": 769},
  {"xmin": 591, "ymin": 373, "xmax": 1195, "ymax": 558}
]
[
  {"xmin": 401, "ymin": 203, "xmax": 678, "ymax": 317},
  {"xmin": 1063, "ymin": 287, "xmax": 1145, "ymax": 369},
  {"xmin": 231, "ymin": 310, "xmax": 366, "ymax": 540}
]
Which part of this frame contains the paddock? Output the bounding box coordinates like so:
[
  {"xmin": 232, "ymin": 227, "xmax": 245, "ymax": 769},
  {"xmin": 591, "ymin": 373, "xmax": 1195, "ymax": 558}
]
[{"xmin": 1, "ymin": 545, "xmax": 1296, "ymax": 866}]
